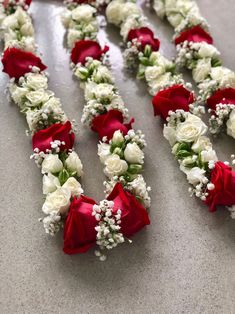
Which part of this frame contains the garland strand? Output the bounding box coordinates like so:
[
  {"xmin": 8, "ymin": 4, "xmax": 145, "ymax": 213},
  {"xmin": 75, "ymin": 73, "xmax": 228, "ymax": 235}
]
[
  {"xmin": 61, "ymin": 2, "xmax": 151, "ymax": 253},
  {"xmin": 153, "ymin": 0, "xmax": 235, "ymax": 139},
  {"xmin": 0, "ymin": 0, "xmax": 150, "ymax": 259},
  {"xmin": 105, "ymin": 0, "xmax": 235, "ymax": 218}
]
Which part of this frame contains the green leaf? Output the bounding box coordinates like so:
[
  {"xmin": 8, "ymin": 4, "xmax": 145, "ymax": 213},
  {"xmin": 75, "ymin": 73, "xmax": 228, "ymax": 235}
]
[{"xmin": 58, "ymin": 168, "xmax": 70, "ymax": 185}]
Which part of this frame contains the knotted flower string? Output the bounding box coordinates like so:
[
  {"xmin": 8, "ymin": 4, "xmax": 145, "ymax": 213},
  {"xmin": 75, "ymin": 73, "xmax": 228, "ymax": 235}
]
[
  {"xmin": 105, "ymin": 0, "xmax": 235, "ymax": 218},
  {"xmin": 152, "ymin": 0, "xmax": 235, "ymax": 140}
]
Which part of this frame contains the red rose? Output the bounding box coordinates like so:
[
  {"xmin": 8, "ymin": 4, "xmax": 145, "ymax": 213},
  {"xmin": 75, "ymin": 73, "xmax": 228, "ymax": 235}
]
[
  {"xmin": 207, "ymin": 88, "xmax": 235, "ymax": 111},
  {"xmin": 175, "ymin": 25, "xmax": 213, "ymax": 45},
  {"xmin": 2, "ymin": 48, "xmax": 47, "ymax": 79},
  {"xmin": 71, "ymin": 40, "xmax": 109, "ymax": 65},
  {"xmin": 91, "ymin": 109, "xmax": 134, "ymax": 140},
  {"xmin": 3, "ymin": 0, "xmax": 32, "ymax": 8},
  {"xmin": 63, "ymin": 183, "xmax": 150, "ymax": 255},
  {"xmin": 205, "ymin": 162, "xmax": 235, "ymax": 212},
  {"xmin": 127, "ymin": 27, "xmax": 160, "ymax": 51},
  {"xmin": 152, "ymin": 84, "xmax": 194, "ymax": 119},
  {"xmin": 63, "ymin": 195, "xmax": 97, "ymax": 254},
  {"xmin": 32, "ymin": 121, "xmax": 75, "ymax": 153},
  {"xmin": 107, "ymin": 183, "xmax": 150, "ymax": 238}
]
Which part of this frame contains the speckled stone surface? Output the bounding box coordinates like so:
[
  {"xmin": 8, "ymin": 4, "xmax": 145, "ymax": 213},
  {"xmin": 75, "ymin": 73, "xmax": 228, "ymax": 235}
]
[{"xmin": 0, "ymin": 1, "xmax": 234, "ymax": 313}]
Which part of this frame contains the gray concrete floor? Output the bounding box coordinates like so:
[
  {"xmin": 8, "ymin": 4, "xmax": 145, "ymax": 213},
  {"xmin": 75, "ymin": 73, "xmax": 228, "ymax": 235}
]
[{"xmin": 0, "ymin": 0, "xmax": 235, "ymax": 313}]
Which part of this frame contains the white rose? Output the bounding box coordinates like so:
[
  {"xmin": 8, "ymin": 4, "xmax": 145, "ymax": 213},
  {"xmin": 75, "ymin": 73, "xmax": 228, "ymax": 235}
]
[
  {"xmin": 42, "ymin": 187, "xmax": 71, "ymax": 215},
  {"xmin": 198, "ymin": 43, "xmax": 219, "ymax": 58},
  {"xmin": 20, "ymin": 22, "xmax": 34, "ymax": 36},
  {"xmin": 201, "ymin": 149, "xmax": 218, "ymax": 163},
  {"xmin": 65, "ymin": 151, "xmax": 83, "ymax": 176},
  {"xmin": 92, "ymin": 65, "xmax": 113, "ymax": 83},
  {"xmin": 10, "ymin": 84, "xmax": 29, "ymax": 105},
  {"xmin": 62, "ymin": 177, "xmax": 83, "ymax": 197},
  {"xmin": 226, "ymin": 109, "xmax": 235, "ymax": 139},
  {"xmin": 192, "ymin": 58, "xmax": 211, "ymax": 83},
  {"xmin": 145, "ymin": 65, "xmax": 165, "ymax": 82},
  {"xmin": 67, "ymin": 29, "xmax": 83, "ymax": 49},
  {"xmin": 21, "ymin": 36, "xmax": 35, "ymax": 52},
  {"xmin": 41, "ymin": 154, "xmax": 63, "ymax": 174},
  {"xmin": 124, "ymin": 143, "xmax": 144, "ymax": 164},
  {"xmin": 4, "ymin": 29, "xmax": 17, "ymax": 42},
  {"xmin": 24, "ymin": 73, "xmax": 48, "ymax": 90},
  {"xmin": 104, "ymin": 154, "xmax": 128, "ymax": 177},
  {"xmin": 120, "ymin": 2, "xmax": 141, "ymax": 22},
  {"xmin": 94, "ymin": 83, "xmax": 115, "ymax": 101},
  {"xmin": 106, "ymin": 0, "xmax": 125, "ymax": 25},
  {"xmin": 42, "ymin": 173, "xmax": 61, "ymax": 195},
  {"xmin": 42, "ymin": 97, "xmax": 62, "ymax": 110},
  {"xmin": 61, "ymin": 9, "xmax": 72, "ymax": 28},
  {"xmin": 149, "ymin": 72, "xmax": 172, "ymax": 94},
  {"xmin": 153, "ymin": 0, "xmax": 166, "ymax": 19},
  {"xmin": 15, "ymin": 7, "xmax": 29, "ymax": 25},
  {"xmin": 191, "ymin": 135, "xmax": 212, "ymax": 153},
  {"xmin": 112, "ymin": 130, "xmax": 124, "ymax": 145},
  {"xmin": 210, "ymin": 67, "xmax": 235, "ymax": 88},
  {"xmin": 98, "ymin": 142, "xmax": 111, "ymax": 163},
  {"xmin": 163, "ymin": 125, "xmax": 177, "ymax": 146},
  {"xmin": 186, "ymin": 167, "xmax": 206, "ymax": 185},
  {"xmin": 71, "ymin": 4, "xmax": 96, "ymax": 23},
  {"xmin": 2, "ymin": 14, "xmax": 19, "ymax": 29},
  {"xmin": 176, "ymin": 114, "xmax": 207, "ymax": 143},
  {"xmin": 26, "ymin": 89, "xmax": 50, "ymax": 106}
]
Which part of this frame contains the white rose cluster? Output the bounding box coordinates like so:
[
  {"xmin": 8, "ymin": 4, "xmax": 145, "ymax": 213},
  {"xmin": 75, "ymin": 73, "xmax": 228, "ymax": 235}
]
[
  {"xmin": 2, "ymin": 6, "xmax": 35, "ymax": 51},
  {"xmin": 164, "ymin": 110, "xmax": 217, "ymax": 200},
  {"xmin": 61, "ymin": 4, "xmax": 98, "ymax": 48},
  {"xmin": 98, "ymin": 130, "xmax": 145, "ymax": 181}
]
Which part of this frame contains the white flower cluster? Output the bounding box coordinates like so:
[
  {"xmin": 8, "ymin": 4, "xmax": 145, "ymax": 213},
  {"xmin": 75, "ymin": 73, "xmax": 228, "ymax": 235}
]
[
  {"xmin": 175, "ymin": 41, "xmax": 221, "ymax": 83},
  {"xmin": 98, "ymin": 130, "xmax": 146, "ymax": 177},
  {"xmin": 9, "ymin": 71, "xmax": 68, "ymax": 134},
  {"xmin": 1, "ymin": 4, "xmax": 85, "ymax": 235},
  {"xmin": 209, "ymin": 105, "xmax": 235, "ymax": 139},
  {"xmin": 154, "ymin": 0, "xmax": 207, "ymax": 34},
  {"xmin": 74, "ymin": 59, "xmax": 129, "ymax": 126},
  {"xmin": 61, "ymin": 3, "xmax": 98, "ymax": 48},
  {"xmin": 164, "ymin": 110, "xmax": 218, "ymax": 200},
  {"xmin": 1, "ymin": 6, "xmax": 35, "ymax": 51},
  {"xmin": 92, "ymin": 200, "xmax": 124, "ymax": 261},
  {"xmin": 153, "ymin": 0, "xmax": 235, "ymax": 140}
]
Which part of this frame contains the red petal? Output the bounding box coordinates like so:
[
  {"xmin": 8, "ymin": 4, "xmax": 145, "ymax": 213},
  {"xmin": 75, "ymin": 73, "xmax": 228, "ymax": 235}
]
[
  {"xmin": 175, "ymin": 25, "xmax": 213, "ymax": 45},
  {"xmin": 2, "ymin": 48, "xmax": 47, "ymax": 79}
]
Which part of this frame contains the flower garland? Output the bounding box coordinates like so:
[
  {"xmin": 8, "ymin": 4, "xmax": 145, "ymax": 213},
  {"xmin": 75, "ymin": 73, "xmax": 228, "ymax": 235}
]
[
  {"xmin": 0, "ymin": 1, "xmax": 85, "ymax": 236},
  {"xmin": 0, "ymin": 0, "xmax": 150, "ymax": 260},
  {"xmin": 105, "ymin": 0, "xmax": 235, "ymax": 218},
  {"xmin": 61, "ymin": 1, "xmax": 151, "ymax": 258},
  {"xmin": 152, "ymin": 0, "xmax": 235, "ymax": 139}
]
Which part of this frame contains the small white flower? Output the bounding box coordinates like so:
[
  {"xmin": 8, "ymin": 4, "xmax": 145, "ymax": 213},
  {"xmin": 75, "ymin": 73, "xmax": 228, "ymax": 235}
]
[
  {"xmin": 191, "ymin": 136, "xmax": 212, "ymax": 153},
  {"xmin": 163, "ymin": 125, "xmax": 177, "ymax": 146},
  {"xmin": 42, "ymin": 173, "xmax": 61, "ymax": 195},
  {"xmin": 124, "ymin": 142, "xmax": 144, "ymax": 164},
  {"xmin": 192, "ymin": 58, "xmax": 211, "ymax": 83},
  {"xmin": 71, "ymin": 4, "xmax": 96, "ymax": 23},
  {"xmin": 98, "ymin": 142, "xmax": 111, "ymax": 163},
  {"xmin": 67, "ymin": 29, "xmax": 83, "ymax": 49},
  {"xmin": 24, "ymin": 73, "xmax": 48, "ymax": 90},
  {"xmin": 26, "ymin": 89, "xmax": 50, "ymax": 106},
  {"xmin": 62, "ymin": 177, "xmax": 83, "ymax": 197},
  {"xmin": 112, "ymin": 130, "xmax": 124, "ymax": 145},
  {"xmin": 198, "ymin": 43, "xmax": 219, "ymax": 58},
  {"xmin": 176, "ymin": 113, "xmax": 207, "ymax": 143},
  {"xmin": 42, "ymin": 187, "xmax": 71, "ymax": 215},
  {"xmin": 186, "ymin": 167, "xmax": 206, "ymax": 186},
  {"xmin": 104, "ymin": 154, "xmax": 128, "ymax": 178},
  {"xmin": 41, "ymin": 154, "xmax": 63, "ymax": 174},
  {"xmin": 201, "ymin": 149, "xmax": 218, "ymax": 163},
  {"xmin": 65, "ymin": 151, "xmax": 83, "ymax": 177}
]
